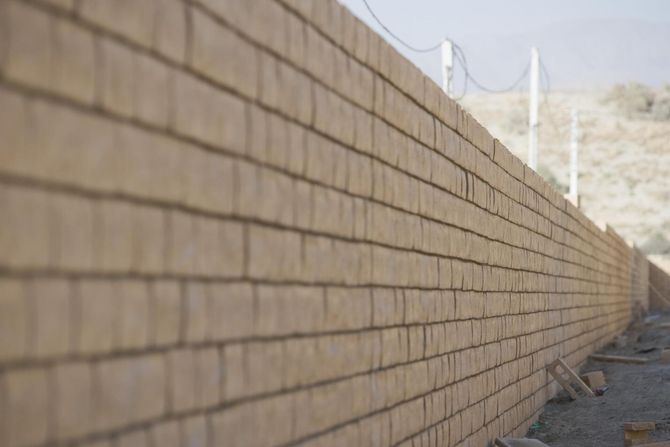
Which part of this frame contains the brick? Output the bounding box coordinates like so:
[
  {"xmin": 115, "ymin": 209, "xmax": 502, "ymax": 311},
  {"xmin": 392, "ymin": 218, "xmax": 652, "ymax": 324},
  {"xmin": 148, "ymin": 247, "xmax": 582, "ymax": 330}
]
[
  {"xmin": 2, "ymin": 369, "xmax": 49, "ymax": 446},
  {"xmin": 166, "ymin": 210, "xmax": 196, "ymax": 275},
  {"xmin": 207, "ymin": 283, "xmax": 254, "ymax": 340},
  {"xmin": 150, "ymin": 421, "xmax": 179, "ymax": 447},
  {"xmin": 183, "ymin": 148, "xmax": 234, "ymax": 213},
  {"xmin": 194, "ymin": 217, "xmax": 244, "ymax": 278},
  {"xmin": 0, "ymin": 280, "xmax": 27, "ymax": 361},
  {"xmin": 132, "ymin": 205, "xmax": 166, "ymax": 274},
  {"xmin": 151, "ymin": 280, "xmax": 182, "ymax": 346},
  {"xmin": 116, "ymin": 430, "xmax": 148, "ymax": 447},
  {"xmin": 52, "ymin": 194, "xmax": 95, "ymax": 271},
  {"xmin": 53, "ymin": 19, "xmax": 96, "ymax": 103},
  {"xmin": 167, "ymin": 348, "xmax": 197, "ymax": 412},
  {"xmin": 76, "ymin": 280, "xmax": 117, "ymax": 354},
  {"xmin": 78, "ymin": 0, "xmax": 156, "ymax": 47},
  {"xmin": 0, "ymin": 186, "xmax": 51, "ymax": 269},
  {"xmin": 31, "ymin": 100, "xmax": 121, "ymax": 191},
  {"xmin": 134, "ymin": 354, "xmax": 166, "ymax": 421},
  {"xmin": 100, "ymin": 38, "xmax": 136, "ymax": 117},
  {"xmin": 248, "ymin": 226, "xmax": 302, "ymax": 280},
  {"xmin": 116, "ymin": 280, "xmax": 150, "ymax": 350},
  {"xmin": 30, "ymin": 279, "xmax": 72, "ymax": 357},
  {"xmin": 52, "ymin": 362, "xmax": 92, "ymax": 439},
  {"xmin": 222, "ymin": 343, "xmax": 246, "ymax": 401},
  {"xmin": 98, "ymin": 200, "xmax": 133, "ymax": 272},
  {"xmin": 209, "ymin": 402, "xmax": 256, "ymax": 447},
  {"xmin": 324, "ymin": 287, "xmax": 371, "ymax": 330},
  {"xmin": 184, "ymin": 282, "xmax": 208, "ymax": 343},
  {"xmin": 180, "ymin": 415, "xmax": 209, "ymax": 447},
  {"xmin": 153, "ymin": 0, "xmax": 187, "ymax": 62},
  {"xmin": 195, "ymin": 348, "xmax": 221, "ymax": 408},
  {"xmin": 256, "ymin": 285, "xmax": 325, "ymax": 335},
  {"xmin": 172, "ymin": 72, "xmax": 246, "ymax": 153},
  {"xmin": 5, "ymin": 2, "xmax": 52, "ymax": 89},
  {"xmin": 191, "ymin": 8, "xmax": 258, "ymax": 98},
  {"xmin": 134, "ymin": 54, "xmax": 171, "ymax": 127}
]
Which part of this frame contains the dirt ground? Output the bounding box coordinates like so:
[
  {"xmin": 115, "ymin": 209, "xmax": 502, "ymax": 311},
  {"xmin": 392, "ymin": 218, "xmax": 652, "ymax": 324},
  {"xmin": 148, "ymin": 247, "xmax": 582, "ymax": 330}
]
[{"xmin": 526, "ymin": 310, "xmax": 670, "ymax": 446}]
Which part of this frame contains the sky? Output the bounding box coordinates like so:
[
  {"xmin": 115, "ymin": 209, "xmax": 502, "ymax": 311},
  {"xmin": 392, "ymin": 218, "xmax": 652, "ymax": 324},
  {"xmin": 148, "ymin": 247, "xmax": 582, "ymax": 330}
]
[{"xmin": 339, "ymin": 0, "xmax": 670, "ymax": 90}]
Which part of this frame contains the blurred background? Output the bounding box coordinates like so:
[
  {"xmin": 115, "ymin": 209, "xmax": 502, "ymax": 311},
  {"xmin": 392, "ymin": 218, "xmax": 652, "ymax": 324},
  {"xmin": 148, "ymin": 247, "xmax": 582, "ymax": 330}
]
[{"xmin": 342, "ymin": 0, "xmax": 670, "ymax": 270}]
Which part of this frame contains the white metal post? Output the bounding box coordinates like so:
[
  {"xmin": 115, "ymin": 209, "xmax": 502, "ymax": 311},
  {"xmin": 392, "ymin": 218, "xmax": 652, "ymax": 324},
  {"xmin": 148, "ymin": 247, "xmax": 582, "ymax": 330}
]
[
  {"xmin": 569, "ymin": 108, "xmax": 579, "ymax": 200},
  {"xmin": 528, "ymin": 47, "xmax": 539, "ymax": 170},
  {"xmin": 441, "ymin": 39, "xmax": 454, "ymax": 97}
]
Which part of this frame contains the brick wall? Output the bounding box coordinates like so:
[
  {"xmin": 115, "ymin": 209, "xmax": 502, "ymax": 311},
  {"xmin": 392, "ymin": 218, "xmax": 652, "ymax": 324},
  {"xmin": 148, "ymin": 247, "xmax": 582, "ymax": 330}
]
[
  {"xmin": 650, "ymin": 261, "xmax": 670, "ymax": 311},
  {"xmin": 0, "ymin": 1, "xmax": 663, "ymax": 446}
]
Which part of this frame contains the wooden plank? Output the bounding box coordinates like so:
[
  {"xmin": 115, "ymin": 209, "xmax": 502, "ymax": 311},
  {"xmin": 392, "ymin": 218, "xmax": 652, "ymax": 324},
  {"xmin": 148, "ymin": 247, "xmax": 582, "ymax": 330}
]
[
  {"xmin": 590, "ymin": 354, "xmax": 649, "ymax": 364},
  {"xmin": 547, "ymin": 358, "xmax": 595, "ymax": 399},
  {"xmin": 623, "ymin": 421, "xmax": 656, "ymax": 431},
  {"xmin": 556, "ymin": 358, "xmax": 595, "ymax": 397}
]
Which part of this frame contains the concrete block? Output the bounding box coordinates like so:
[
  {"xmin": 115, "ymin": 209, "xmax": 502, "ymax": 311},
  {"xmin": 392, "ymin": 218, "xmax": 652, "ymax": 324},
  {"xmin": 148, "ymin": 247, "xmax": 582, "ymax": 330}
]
[
  {"xmin": 207, "ymin": 283, "xmax": 254, "ymax": 340},
  {"xmin": 153, "ymin": 0, "xmax": 186, "ymax": 62},
  {"xmin": 5, "ymin": 2, "xmax": 53, "ymax": 90},
  {"xmin": 100, "ymin": 38, "xmax": 136, "ymax": 117},
  {"xmin": 2, "ymin": 368, "xmax": 49, "ymax": 446},
  {"xmin": 116, "ymin": 280, "xmax": 150, "ymax": 350},
  {"xmin": 76, "ymin": 280, "xmax": 116, "ymax": 354},
  {"xmin": 167, "ymin": 349, "xmax": 197, "ymax": 412},
  {"xmin": 30, "ymin": 279, "xmax": 72, "ymax": 358},
  {"xmin": 52, "ymin": 362, "xmax": 92, "ymax": 439},
  {"xmin": 78, "ymin": 0, "xmax": 156, "ymax": 47},
  {"xmin": 0, "ymin": 279, "xmax": 27, "ymax": 361},
  {"xmin": 134, "ymin": 53, "xmax": 170, "ymax": 127},
  {"xmin": 151, "ymin": 280, "xmax": 182, "ymax": 346},
  {"xmin": 53, "ymin": 19, "xmax": 96, "ymax": 103},
  {"xmin": 191, "ymin": 8, "xmax": 258, "ymax": 98}
]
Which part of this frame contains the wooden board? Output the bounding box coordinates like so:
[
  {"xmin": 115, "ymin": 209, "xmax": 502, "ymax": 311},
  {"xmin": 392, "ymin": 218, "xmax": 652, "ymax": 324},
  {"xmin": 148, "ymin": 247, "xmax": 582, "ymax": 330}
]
[
  {"xmin": 589, "ymin": 354, "xmax": 649, "ymax": 364},
  {"xmin": 546, "ymin": 358, "xmax": 595, "ymax": 399}
]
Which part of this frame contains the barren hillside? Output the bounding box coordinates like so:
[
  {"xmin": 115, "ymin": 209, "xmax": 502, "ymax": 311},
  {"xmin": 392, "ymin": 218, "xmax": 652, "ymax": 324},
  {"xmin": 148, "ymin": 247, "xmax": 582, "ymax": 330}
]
[{"xmin": 462, "ymin": 90, "xmax": 670, "ymax": 269}]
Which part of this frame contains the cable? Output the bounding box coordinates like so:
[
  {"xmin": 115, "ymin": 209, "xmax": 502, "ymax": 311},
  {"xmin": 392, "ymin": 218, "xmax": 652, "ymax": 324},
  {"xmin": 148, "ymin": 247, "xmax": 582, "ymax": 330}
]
[
  {"xmin": 361, "ymin": 0, "xmax": 442, "ymax": 53},
  {"xmin": 453, "ymin": 43, "xmax": 530, "ymax": 94}
]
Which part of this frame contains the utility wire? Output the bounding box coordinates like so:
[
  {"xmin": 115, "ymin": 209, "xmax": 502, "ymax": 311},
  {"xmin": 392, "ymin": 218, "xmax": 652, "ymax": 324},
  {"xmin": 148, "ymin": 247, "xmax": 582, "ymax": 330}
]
[
  {"xmin": 361, "ymin": 0, "xmax": 536, "ymax": 98},
  {"xmin": 453, "ymin": 43, "xmax": 530, "ymax": 94},
  {"xmin": 361, "ymin": 0, "xmax": 442, "ymax": 53}
]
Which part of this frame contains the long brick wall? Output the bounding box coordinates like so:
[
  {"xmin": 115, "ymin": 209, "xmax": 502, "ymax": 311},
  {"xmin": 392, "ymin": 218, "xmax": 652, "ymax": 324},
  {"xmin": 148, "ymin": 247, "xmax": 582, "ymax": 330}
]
[{"xmin": 0, "ymin": 1, "xmax": 665, "ymax": 446}]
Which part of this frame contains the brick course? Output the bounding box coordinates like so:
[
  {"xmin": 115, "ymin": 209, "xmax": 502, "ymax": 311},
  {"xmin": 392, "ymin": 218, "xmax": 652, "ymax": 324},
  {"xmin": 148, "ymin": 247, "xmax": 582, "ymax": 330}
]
[{"xmin": 0, "ymin": 0, "xmax": 666, "ymax": 446}]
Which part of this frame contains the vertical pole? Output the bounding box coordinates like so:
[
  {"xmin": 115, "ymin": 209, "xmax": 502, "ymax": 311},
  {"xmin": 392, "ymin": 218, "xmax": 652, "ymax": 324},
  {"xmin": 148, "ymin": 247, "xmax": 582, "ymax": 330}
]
[
  {"xmin": 569, "ymin": 108, "xmax": 579, "ymax": 198},
  {"xmin": 528, "ymin": 47, "xmax": 539, "ymax": 170},
  {"xmin": 442, "ymin": 39, "xmax": 453, "ymax": 97}
]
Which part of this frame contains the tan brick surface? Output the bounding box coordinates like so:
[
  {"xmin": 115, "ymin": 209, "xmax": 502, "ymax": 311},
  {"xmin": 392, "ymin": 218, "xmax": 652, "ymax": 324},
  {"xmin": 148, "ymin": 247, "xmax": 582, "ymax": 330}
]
[{"xmin": 0, "ymin": 0, "xmax": 661, "ymax": 446}]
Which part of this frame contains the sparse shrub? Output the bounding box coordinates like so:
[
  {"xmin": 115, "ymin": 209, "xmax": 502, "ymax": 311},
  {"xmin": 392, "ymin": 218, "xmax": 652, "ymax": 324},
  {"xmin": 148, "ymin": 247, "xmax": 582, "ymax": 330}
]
[
  {"xmin": 651, "ymin": 88, "xmax": 670, "ymax": 121},
  {"xmin": 605, "ymin": 82, "xmax": 655, "ymax": 117}
]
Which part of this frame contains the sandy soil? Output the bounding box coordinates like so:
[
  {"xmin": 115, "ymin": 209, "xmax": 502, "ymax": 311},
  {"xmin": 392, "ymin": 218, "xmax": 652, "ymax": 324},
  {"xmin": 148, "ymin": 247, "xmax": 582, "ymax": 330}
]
[{"xmin": 526, "ymin": 311, "xmax": 670, "ymax": 446}]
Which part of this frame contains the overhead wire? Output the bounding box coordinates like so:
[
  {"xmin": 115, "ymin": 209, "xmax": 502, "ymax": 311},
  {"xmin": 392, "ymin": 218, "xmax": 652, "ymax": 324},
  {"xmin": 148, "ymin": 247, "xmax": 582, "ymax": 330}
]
[{"xmin": 361, "ymin": 0, "xmax": 442, "ymax": 53}]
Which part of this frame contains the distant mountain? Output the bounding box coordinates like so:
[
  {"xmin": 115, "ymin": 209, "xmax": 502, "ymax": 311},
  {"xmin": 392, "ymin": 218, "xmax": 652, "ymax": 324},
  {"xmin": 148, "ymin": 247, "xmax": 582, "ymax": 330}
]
[{"xmin": 424, "ymin": 19, "xmax": 670, "ymax": 91}]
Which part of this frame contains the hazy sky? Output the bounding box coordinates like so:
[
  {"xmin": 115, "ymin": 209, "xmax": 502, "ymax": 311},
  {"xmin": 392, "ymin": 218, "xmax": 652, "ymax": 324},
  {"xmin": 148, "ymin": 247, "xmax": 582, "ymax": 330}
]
[{"xmin": 339, "ymin": 0, "xmax": 670, "ymax": 89}]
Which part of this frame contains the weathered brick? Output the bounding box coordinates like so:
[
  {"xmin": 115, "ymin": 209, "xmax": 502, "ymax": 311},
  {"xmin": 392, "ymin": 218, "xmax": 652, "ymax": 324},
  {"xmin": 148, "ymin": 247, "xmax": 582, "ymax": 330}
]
[
  {"xmin": 191, "ymin": 8, "xmax": 258, "ymax": 98},
  {"xmin": 30, "ymin": 279, "xmax": 72, "ymax": 358},
  {"xmin": 153, "ymin": 0, "xmax": 187, "ymax": 62},
  {"xmin": 2, "ymin": 368, "xmax": 49, "ymax": 446},
  {"xmin": 5, "ymin": 2, "xmax": 52, "ymax": 90},
  {"xmin": 76, "ymin": 280, "xmax": 116, "ymax": 354},
  {"xmin": 78, "ymin": 0, "xmax": 156, "ymax": 47},
  {"xmin": 0, "ymin": 186, "xmax": 51, "ymax": 269},
  {"xmin": 207, "ymin": 283, "xmax": 254, "ymax": 340},
  {"xmin": 52, "ymin": 362, "xmax": 92, "ymax": 440},
  {"xmin": 97, "ymin": 200, "xmax": 133, "ymax": 272},
  {"xmin": 151, "ymin": 280, "xmax": 181, "ymax": 346},
  {"xmin": 52, "ymin": 194, "xmax": 95, "ymax": 271},
  {"xmin": 134, "ymin": 54, "xmax": 171, "ymax": 127},
  {"xmin": 53, "ymin": 18, "xmax": 96, "ymax": 102},
  {"xmin": 167, "ymin": 348, "xmax": 197, "ymax": 412},
  {"xmin": 184, "ymin": 282, "xmax": 208, "ymax": 343},
  {"xmin": 0, "ymin": 280, "xmax": 27, "ymax": 361},
  {"xmin": 116, "ymin": 280, "xmax": 150, "ymax": 350},
  {"xmin": 99, "ymin": 38, "xmax": 136, "ymax": 117}
]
